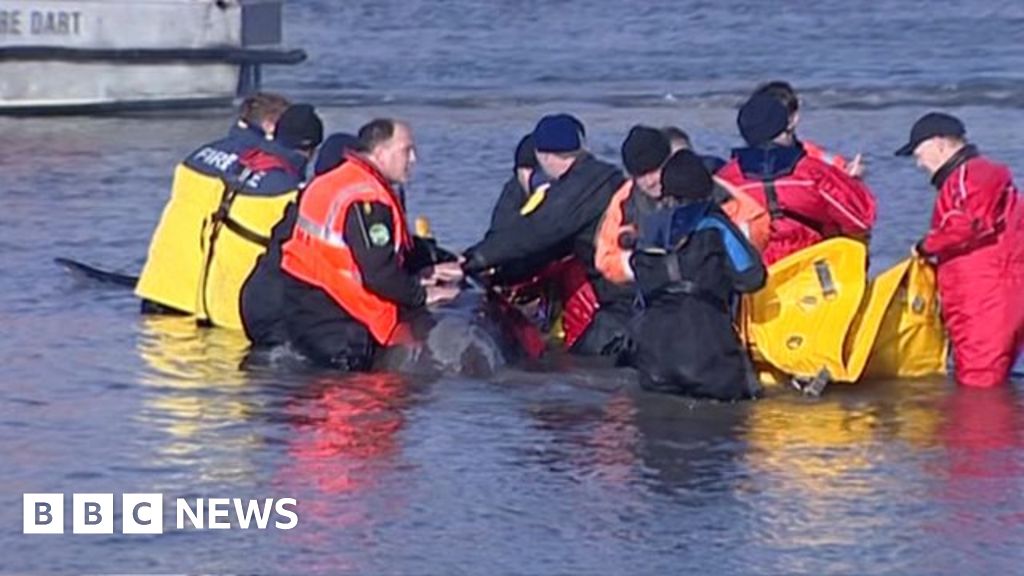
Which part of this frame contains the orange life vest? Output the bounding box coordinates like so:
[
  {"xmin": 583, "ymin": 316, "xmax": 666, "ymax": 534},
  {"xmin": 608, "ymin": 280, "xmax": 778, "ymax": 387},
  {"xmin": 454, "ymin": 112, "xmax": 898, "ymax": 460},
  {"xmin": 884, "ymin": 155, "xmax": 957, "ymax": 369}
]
[
  {"xmin": 716, "ymin": 176, "xmax": 771, "ymax": 253},
  {"xmin": 281, "ymin": 154, "xmax": 412, "ymax": 345},
  {"xmin": 594, "ymin": 180, "xmax": 636, "ymax": 285}
]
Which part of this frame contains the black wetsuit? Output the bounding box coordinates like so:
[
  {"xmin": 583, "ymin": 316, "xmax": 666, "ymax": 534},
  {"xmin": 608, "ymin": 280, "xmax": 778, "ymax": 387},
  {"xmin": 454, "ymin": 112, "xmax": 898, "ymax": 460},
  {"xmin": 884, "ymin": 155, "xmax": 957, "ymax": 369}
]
[{"xmin": 628, "ymin": 201, "xmax": 766, "ymax": 400}]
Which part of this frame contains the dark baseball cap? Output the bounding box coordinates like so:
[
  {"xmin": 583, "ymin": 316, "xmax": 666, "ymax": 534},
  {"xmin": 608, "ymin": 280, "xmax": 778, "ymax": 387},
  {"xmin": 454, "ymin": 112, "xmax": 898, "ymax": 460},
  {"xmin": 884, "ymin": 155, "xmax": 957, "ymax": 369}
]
[{"xmin": 894, "ymin": 112, "xmax": 966, "ymax": 156}]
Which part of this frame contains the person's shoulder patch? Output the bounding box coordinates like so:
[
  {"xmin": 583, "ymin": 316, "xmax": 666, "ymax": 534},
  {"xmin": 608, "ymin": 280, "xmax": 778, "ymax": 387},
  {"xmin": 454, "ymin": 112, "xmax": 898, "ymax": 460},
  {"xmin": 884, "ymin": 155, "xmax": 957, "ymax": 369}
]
[{"xmin": 368, "ymin": 222, "xmax": 391, "ymax": 246}]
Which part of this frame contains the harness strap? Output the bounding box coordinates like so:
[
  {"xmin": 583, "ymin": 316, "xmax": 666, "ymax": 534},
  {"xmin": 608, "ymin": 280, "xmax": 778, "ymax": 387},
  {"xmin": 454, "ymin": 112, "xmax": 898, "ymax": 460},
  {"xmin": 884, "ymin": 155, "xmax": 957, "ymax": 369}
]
[{"xmin": 762, "ymin": 178, "xmax": 827, "ymax": 235}]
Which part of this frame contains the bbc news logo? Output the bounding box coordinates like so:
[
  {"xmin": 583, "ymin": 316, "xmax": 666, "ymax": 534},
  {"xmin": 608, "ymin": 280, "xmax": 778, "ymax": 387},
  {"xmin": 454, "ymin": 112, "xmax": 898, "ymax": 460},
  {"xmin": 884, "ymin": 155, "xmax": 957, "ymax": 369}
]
[{"xmin": 23, "ymin": 494, "xmax": 298, "ymax": 534}]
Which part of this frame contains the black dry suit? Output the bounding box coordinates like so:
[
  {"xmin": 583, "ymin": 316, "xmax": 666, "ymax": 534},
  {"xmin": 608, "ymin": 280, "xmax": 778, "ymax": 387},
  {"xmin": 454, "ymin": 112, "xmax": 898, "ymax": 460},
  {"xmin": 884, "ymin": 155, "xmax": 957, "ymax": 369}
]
[
  {"xmin": 628, "ymin": 200, "xmax": 766, "ymax": 401},
  {"xmin": 240, "ymin": 200, "xmax": 299, "ymax": 346}
]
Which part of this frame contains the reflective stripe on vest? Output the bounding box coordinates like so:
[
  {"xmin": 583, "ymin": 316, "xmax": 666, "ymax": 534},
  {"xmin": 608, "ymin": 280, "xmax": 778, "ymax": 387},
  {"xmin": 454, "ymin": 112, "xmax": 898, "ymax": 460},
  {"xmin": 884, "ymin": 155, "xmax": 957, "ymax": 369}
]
[{"xmin": 295, "ymin": 212, "xmax": 347, "ymax": 248}]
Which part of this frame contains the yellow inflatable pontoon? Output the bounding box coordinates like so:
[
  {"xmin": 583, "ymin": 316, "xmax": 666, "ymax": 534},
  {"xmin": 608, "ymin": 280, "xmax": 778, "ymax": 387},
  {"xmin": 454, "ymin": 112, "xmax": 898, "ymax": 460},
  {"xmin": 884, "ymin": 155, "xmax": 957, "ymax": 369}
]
[{"xmin": 741, "ymin": 238, "xmax": 947, "ymax": 391}]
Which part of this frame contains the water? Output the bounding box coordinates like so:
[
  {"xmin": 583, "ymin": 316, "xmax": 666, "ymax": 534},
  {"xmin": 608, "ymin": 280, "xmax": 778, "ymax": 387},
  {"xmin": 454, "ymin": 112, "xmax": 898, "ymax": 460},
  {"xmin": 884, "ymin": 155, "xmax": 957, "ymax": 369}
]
[{"xmin": 3, "ymin": 0, "xmax": 1024, "ymax": 573}]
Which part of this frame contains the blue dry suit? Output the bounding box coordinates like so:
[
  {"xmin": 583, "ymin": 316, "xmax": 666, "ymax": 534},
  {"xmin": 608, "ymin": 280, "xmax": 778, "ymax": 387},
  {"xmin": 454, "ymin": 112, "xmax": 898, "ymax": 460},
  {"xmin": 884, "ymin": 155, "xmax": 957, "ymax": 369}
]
[{"xmin": 627, "ymin": 200, "xmax": 767, "ymax": 400}]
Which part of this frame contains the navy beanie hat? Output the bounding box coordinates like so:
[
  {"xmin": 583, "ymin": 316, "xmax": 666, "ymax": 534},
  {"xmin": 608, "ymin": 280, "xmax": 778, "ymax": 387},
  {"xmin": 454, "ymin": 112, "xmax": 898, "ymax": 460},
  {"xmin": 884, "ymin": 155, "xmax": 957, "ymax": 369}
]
[
  {"xmin": 314, "ymin": 132, "xmax": 359, "ymax": 176},
  {"xmin": 737, "ymin": 92, "xmax": 789, "ymax": 147},
  {"xmin": 533, "ymin": 113, "xmax": 585, "ymax": 153},
  {"xmin": 514, "ymin": 134, "xmax": 538, "ymax": 169}
]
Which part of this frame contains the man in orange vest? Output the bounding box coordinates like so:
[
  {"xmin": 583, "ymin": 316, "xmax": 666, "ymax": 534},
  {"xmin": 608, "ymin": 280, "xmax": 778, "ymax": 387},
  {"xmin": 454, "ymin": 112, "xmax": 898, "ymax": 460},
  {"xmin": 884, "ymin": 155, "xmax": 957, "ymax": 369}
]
[
  {"xmin": 595, "ymin": 125, "xmax": 673, "ymax": 286},
  {"xmin": 279, "ymin": 118, "xmax": 461, "ymax": 370}
]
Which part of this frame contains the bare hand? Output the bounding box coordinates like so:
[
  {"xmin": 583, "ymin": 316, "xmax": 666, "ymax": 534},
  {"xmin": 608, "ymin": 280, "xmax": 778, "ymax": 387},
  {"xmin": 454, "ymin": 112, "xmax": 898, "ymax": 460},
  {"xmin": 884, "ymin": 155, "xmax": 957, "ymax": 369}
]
[
  {"xmin": 419, "ymin": 267, "xmax": 439, "ymax": 287},
  {"xmin": 433, "ymin": 261, "xmax": 464, "ymax": 283},
  {"xmin": 846, "ymin": 153, "xmax": 866, "ymax": 179},
  {"xmin": 426, "ymin": 284, "xmax": 460, "ymax": 305},
  {"xmin": 420, "ymin": 262, "xmax": 465, "ymax": 286}
]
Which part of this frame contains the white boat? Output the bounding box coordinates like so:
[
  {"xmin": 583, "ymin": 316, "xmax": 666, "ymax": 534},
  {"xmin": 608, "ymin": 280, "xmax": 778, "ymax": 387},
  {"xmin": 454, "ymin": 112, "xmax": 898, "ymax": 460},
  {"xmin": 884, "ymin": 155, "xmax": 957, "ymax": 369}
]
[{"xmin": 0, "ymin": 0, "xmax": 305, "ymax": 114}]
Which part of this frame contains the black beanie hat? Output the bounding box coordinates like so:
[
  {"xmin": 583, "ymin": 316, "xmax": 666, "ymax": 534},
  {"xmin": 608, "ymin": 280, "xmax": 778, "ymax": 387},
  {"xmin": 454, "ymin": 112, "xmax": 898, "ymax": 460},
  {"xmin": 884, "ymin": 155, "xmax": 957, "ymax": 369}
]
[
  {"xmin": 275, "ymin": 104, "xmax": 324, "ymax": 150},
  {"xmin": 621, "ymin": 125, "xmax": 671, "ymax": 177},
  {"xmin": 661, "ymin": 150, "xmax": 714, "ymax": 202},
  {"xmin": 514, "ymin": 134, "xmax": 538, "ymax": 169}
]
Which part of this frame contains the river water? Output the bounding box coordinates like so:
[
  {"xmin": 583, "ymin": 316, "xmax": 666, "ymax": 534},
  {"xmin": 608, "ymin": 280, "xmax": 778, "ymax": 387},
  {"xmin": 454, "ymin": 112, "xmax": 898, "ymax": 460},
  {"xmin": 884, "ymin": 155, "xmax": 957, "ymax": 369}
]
[{"xmin": 3, "ymin": 0, "xmax": 1024, "ymax": 574}]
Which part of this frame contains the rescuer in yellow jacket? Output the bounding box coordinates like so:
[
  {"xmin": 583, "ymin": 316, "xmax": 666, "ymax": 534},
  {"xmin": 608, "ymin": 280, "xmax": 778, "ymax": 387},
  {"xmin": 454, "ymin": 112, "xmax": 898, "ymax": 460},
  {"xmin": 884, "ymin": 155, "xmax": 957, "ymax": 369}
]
[{"xmin": 135, "ymin": 102, "xmax": 323, "ymax": 332}]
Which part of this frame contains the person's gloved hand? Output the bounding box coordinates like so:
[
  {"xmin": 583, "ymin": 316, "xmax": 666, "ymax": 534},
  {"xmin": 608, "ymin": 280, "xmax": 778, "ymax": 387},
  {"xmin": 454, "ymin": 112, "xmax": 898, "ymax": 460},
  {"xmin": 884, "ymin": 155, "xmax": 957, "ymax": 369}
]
[
  {"xmin": 461, "ymin": 246, "xmax": 489, "ymax": 275},
  {"xmin": 911, "ymin": 239, "xmax": 931, "ymax": 260},
  {"xmin": 618, "ymin": 229, "xmax": 638, "ymax": 250}
]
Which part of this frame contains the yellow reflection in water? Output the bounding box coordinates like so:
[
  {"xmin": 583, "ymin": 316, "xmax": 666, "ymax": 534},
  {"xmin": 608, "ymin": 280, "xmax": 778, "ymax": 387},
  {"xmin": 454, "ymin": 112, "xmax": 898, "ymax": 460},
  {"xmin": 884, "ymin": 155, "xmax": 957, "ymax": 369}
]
[
  {"xmin": 135, "ymin": 316, "xmax": 258, "ymax": 482},
  {"xmin": 742, "ymin": 382, "xmax": 946, "ymax": 546}
]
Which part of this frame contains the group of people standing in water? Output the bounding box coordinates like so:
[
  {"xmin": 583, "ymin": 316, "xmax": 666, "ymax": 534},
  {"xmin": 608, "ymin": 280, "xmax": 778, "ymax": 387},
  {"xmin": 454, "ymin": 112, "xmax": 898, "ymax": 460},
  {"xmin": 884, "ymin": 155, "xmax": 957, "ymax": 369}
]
[{"xmin": 133, "ymin": 80, "xmax": 1024, "ymax": 400}]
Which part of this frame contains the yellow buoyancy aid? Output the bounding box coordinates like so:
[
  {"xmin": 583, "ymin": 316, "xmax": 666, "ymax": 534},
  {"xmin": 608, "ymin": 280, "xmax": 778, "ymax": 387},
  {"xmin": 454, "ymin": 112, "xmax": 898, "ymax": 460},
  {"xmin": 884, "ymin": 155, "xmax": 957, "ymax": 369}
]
[
  {"xmin": 741, "ymin": 238, "xmax": 947, "ymax": 384},
  {"xmin": 135, "ymin": 164, "xmax": 297, "ymax": 331}
]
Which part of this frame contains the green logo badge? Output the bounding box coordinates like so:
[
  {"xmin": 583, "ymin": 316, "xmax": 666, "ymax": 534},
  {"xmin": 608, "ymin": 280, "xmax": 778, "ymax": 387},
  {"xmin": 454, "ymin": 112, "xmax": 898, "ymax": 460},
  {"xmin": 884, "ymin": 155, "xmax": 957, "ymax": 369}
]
[{"xmin": 368, "ymin": 223, "xmax": 391, "ymax": 246}]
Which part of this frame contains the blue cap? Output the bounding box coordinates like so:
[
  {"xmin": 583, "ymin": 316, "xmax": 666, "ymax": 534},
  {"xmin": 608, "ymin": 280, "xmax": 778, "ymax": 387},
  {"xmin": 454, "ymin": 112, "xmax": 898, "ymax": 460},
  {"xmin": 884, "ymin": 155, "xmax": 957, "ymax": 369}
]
[
  {"xmin": 314, "ymin": 132, "xmax": 359, "ymax": 176},
  {"xmin": 737, "ymin": 92, "xmax": 789, "ymax": 147},
  {"xmin": 532, "ymin": 114, "xmax": 585, "ymax": 153}
]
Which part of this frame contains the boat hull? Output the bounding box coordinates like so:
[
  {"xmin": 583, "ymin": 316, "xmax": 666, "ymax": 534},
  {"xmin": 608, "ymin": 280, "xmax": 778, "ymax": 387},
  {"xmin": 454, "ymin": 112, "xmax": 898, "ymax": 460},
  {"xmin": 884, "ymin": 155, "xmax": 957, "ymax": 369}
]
[{"xmin": 0, "ymin": 0, "xmax": 303, "ymax": 114}]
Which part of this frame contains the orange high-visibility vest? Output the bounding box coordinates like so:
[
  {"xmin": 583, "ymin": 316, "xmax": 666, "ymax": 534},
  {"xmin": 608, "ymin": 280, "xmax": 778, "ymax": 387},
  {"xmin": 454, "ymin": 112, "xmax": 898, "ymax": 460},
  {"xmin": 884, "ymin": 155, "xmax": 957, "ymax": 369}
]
[{"xmin": 281, "ymin": 154, "xmax": 412, "ymax": 345}]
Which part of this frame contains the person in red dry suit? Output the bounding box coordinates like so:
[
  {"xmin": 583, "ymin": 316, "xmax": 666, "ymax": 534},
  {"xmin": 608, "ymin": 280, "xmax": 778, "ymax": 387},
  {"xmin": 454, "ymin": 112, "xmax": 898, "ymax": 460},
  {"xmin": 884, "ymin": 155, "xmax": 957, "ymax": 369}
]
[
  {"xmin": 897, "ymin": 112, "xmax": 1024, "ymax": 388},
  {"xmin": 716, "ymin": 92, "xmax": 877, "ymax": 265},
  {"xmin": 753, "ymin": 80, "xmax": 865, "ymax": 178}
]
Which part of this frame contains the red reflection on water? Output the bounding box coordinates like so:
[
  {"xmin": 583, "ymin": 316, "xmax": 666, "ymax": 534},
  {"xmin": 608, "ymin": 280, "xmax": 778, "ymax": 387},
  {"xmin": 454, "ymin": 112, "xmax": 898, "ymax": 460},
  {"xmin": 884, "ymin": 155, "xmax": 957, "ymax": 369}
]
[
  {"xmin": 923, "ymin": 386, "xmax": 1024, "ymax": 566},
  {"xmin": 279, "ymin": 372, "xmax": 410, "ymax": 495},
  {"xmin": 939, "ymin": 387, "xmax": 1023, "ymax": 478},
  {"xmin": 270, "ymin": 371, "xmax": 414, "ymax": 571}
]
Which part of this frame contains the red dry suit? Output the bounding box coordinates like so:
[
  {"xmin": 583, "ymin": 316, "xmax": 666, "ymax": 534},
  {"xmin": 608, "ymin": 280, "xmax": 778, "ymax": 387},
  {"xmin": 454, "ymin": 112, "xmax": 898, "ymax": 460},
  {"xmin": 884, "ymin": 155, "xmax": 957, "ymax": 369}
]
[
  {"xmin": 917, "ymin": 146, "xmax": 1024, "ymax": 387},
  {"xmin": 716, "ymin": 144, "xmax": 877, "ymax": 265}
]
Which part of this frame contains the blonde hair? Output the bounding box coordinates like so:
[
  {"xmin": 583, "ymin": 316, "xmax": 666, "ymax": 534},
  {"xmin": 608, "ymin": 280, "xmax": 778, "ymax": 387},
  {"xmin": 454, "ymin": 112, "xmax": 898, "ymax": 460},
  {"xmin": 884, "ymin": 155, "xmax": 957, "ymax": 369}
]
[{"xmin": 238, "ymin": 92, "xmax": 291, "ymax": 128}]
